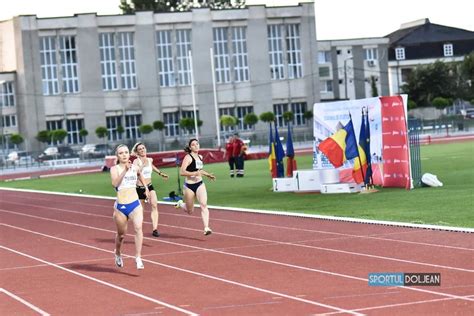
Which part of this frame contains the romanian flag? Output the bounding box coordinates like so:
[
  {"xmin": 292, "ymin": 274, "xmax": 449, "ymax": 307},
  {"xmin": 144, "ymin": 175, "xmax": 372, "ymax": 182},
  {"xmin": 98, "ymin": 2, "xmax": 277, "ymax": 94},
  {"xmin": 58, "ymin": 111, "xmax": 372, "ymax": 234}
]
[
  {"xmin": 268, "ymin": 124, "xmax": 277, "ymax": 178},
  {"xmin": 318, "ymin": 119, "xmax": 359, "ymax": 168}
]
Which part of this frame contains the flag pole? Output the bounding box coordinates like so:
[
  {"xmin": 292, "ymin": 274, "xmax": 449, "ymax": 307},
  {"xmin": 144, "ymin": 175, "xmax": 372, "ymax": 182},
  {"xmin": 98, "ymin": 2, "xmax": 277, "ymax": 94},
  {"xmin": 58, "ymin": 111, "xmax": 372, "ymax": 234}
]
[
  {"xmin": 188, "ymin": 50, "xmax": 199, "ymax": 139},
  {"xmin": 365, "ymin": 107, "xmax": 375, "ymax": 188}
]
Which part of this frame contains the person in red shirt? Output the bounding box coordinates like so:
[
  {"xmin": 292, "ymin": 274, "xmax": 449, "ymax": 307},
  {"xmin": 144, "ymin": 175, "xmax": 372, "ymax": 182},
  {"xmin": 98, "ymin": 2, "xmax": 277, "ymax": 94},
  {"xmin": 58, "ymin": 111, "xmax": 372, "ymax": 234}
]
[
  {"xmin": 232, "ymin": 133, "xmax": 245, "ymax": 177},
  {"xmin": 224, "ymin": 135, "xmax": 235, "ymax": 177}
]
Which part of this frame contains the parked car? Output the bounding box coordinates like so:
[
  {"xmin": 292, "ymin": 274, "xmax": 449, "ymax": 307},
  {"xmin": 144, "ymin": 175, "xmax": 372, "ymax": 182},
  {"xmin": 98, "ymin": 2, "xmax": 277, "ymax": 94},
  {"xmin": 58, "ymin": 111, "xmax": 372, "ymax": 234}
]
[
  {"xmin": 81, "ymin": 144, "xmax": 113, "ymax": 158},
  {"xmin": 37, "ymin": 146, "xmax": 78, "ymax": 162},
  {"xmin": 6, "ymin": 151, "xmax": 34, "ymax": 165}
]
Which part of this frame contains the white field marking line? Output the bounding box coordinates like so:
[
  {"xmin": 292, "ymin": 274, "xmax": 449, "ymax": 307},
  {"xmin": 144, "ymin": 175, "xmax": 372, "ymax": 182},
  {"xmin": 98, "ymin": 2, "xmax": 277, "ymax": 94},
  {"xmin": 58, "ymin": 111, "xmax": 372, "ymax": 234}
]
[
  {"xmin": 1, "ymin": 187, "xmax": 472, "ymax": 233},
  {"xmin": 2, "ymin": 204, "xmax": 473, "ymax": 274},
  {"xmin": 324, "ymin": 290, "xmax": 401, "ymax": 300},
  {"xmin": 321, "ymin": 294, "xmax": 474, "ymax": 315},
  {"xmin": 0, "ymin": 244, "xmax": 198, "ymax": 316},
  {"xmin": 0, "ymin": 288, "xmax": 50, "ymax": 316},
  {"xmin": 0, "ymin": 256, "xmax": 113, "ymax": 272},
  {"xmin": 4, "ymin": 198, "xmax": 474, "ymax": 254},
  {"xmin": 2, "ymin": 214, "xmax": 473, "ymax": 304},
  {"xmin": 202, "ymin": 301, "xmax": 280, "ymax": 310},
  {"xmin": 0, "ymin": 223, "xmax": 362, "ymax": 315}
]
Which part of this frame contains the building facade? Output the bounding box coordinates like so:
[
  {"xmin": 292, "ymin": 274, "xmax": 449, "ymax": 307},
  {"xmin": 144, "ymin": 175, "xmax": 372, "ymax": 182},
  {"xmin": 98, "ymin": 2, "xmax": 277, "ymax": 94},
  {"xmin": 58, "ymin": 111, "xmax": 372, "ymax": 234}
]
[
  {"xmin": 386, "ymin": 18, "xmax": 474, "ymax": 95},
  {"xmin": 0, "ymin": 3, "xmax": 318, "ymax": 152},
  {"xmin": 317, "ymin": 37, "xmax": 390, "ymax": 101}
]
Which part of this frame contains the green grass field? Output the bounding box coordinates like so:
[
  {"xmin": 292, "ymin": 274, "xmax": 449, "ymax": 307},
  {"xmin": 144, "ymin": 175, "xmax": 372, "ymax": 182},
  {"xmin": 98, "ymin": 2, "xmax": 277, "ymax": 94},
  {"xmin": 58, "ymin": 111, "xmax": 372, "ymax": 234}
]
[{"xmin": 1, "ymin": 141, "xmax": 473, "ymax": 228}]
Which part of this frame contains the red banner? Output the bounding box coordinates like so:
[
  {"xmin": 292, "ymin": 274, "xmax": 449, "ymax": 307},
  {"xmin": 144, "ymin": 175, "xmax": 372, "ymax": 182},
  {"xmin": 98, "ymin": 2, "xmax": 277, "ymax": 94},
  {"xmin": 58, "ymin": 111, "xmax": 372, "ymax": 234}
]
[{"xmin": 380, "ymin": 96, "xmax": 411, "ymax": 189}]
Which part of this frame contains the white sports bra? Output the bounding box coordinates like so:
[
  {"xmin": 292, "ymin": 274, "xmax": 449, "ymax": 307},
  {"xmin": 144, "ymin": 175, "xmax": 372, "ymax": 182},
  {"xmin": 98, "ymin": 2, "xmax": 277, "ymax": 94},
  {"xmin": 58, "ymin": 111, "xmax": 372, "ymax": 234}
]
[
  {"xmin": 116, "ymin": 165, "xmax": 138, "ymax": 191},
  {"xmin": 136, "ymin": 158, "xmax": 153, "ymax": 179}
]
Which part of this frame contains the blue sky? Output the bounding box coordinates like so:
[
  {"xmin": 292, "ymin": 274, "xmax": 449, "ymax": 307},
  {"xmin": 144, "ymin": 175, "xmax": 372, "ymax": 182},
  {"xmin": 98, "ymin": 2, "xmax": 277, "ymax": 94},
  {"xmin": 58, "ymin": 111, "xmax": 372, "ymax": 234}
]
[{"xmin": 1, "ymin": 0, "xmax": 472, "ymax": 40}]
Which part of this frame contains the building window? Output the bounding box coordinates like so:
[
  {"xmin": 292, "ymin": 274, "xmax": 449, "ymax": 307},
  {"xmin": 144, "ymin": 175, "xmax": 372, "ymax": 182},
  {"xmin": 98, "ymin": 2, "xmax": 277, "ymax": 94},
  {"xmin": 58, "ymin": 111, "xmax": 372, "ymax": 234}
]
[
  {"xmin": 318, "ymin": 66, "xmax": 330, "ymax": 77},
  {"xmin": 0, "ymin": 81, "xmax": 15, "ymax": 107},
  {"xmin": 99, "ymin": 33, "xmax": 118, "ymax": 91},
  {"xmin": 318, "ymin": 51, "xmax": 331, "ymax": 64},
  {"xmin": 46, "ymin": 120, "xmax": 63, "ymax": 145},
  {"xmin": 156, "ymin": 29, "xmax": 192, "ymax": 87},
  {"xmin": 40, "ymin": 36, "xmax": 59, "ymax": 95},
  {"xmin": 59, "ymin": 36, "xmax": 79, "ymax": 93},
  {"xmin": 39, "ymin": 35, "xmax": 79, "ymax": 95},
  {"xmin": 176, "ymin": 29, "xmax": 192, "ymax": 86},
  {"xmin": 119, "ymin": 33, "xmax": 137, "ymax": 90},
  {"xmin": 99, "ymin": 32, "xmax": 137, "ymax": 90},
  {"xmin": 286, "ymin": 24, "xmax": 302, "ymax": 79},
  {"xmin": 232, "ymin": 27, "xmax": 249, "ymax": 82},
  {"xmin": 164, "ymin": 112, "xmax": 180, "ymax": 137},
  {"xmin": 267, "ymin": 24, "xmax": 302, "ymax": 80},
  {"xmin": 219, "ymin": 108, "xmax": 236, "ymax": 133},
  {"xmin": 364, "ymin": 48, "xmax": 378, "ymax": 60},
  {"xmin": 213, "ymin": 27, "xmax": 231, "ymax": 83},
  {"xmin": 268, "ymin": 25, "xmax": 285, "ymax": 80},
  {"xmin": 125, "ymin": 114, "xmax": 141, "ymax": 140},
  {"xmin": 443, "ymin": 44, "xmax": 453, "ymax": 57},
  {"xmin": 237, "ymin": 106, "xmax": 253, "ymax": 130},
  {"xmin": 320, "ymin": 80, "xmax": 333, "ymax": 93},
  {"xmin": 106, "ymin": 116, "xmax": 123, "ymax": 141},
  {"xmin": 1, "ymin": 115, "xmax": 17, "ymax": 128},
  {"xmin": 67, "ymin": 119, "xmax": 84, "ymax": 144},
  {"xmin": 273, "ymin": 103, "xmax": 288, "ymax": 128},
  {"xmin": 156, "ymin": 30, "xmax": 175, "ymax": 87},
  {"xmin": 291, "ymin": 102, "xmax": 307, "ymax": 126},
  {"xmin": 395, "ymin": 47, "xmax": 405, "ymax": 60}
]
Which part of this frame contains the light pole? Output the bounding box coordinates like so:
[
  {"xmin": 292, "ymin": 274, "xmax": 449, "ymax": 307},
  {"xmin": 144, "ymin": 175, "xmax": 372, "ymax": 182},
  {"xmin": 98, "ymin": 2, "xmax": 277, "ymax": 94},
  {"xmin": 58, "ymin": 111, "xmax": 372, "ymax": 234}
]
[{"xmin": 344, "ymin": 56, "xmax": 353, "ymax": 100}]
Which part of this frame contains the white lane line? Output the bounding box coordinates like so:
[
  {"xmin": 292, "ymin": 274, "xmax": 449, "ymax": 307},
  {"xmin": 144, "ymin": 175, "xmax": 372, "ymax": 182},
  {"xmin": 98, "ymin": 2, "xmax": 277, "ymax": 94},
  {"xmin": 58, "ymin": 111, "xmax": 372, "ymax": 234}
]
[
  {"xmin": 0, "ymin": 288, "xmax": 50, "ymax": 315},
  {"xmin": 3, "ymin": 198, "xmax": 473, "ymax": 252},
  {"xmin": 0, "ymin": 223, "xmax": 362, "ymax": 315},
  {"xmin": 0, "ymin": 245, "xmax": 197, "ymax": 316},
  {"xmin": 2, "ymin": 212, "xmax": 474, "ymax": 304},
  {"xmin": 2, "ymin": 202, "xmax": 473, "ymax": 273},
  {"xmin": 322, "ymin": 294, "xmax": 474, "ymax": 315}
]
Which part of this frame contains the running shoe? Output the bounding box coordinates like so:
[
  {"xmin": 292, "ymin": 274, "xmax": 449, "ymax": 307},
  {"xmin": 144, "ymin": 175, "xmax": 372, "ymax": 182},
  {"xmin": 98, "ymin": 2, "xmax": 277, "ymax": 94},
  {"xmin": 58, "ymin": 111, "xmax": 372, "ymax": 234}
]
[
  {"xmin": 174, "ymin": 199, "xmax": 184, "ymax": 209},
  {"xmin": 152, "ymin": 229, "xmax": 160, "ymax": 237},
  {"xmin": 115, "ymin": 253, "xmax": 123, "ymax": 268},
  {"xmin": 136, "ymin": 257, "xmax": 144, "ymax": 270},
  {"xmin": 204, "ymin": 227, "xmax": 213, "ymax": 236}
]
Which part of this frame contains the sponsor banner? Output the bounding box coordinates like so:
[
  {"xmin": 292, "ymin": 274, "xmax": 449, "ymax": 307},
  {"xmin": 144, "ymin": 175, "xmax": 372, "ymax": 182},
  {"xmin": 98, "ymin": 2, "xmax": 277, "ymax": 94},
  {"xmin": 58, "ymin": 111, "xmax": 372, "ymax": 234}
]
[{"xmin": 380, "ymin": 96, "xmax": 411, "ymax": 189}]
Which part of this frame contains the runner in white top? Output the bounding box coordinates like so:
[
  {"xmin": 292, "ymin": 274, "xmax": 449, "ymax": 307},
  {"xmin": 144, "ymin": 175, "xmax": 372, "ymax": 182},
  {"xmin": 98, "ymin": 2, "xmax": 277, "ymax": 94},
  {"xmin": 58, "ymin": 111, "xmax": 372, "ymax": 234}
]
[
  {"xmin": 132, "ymin": 142, "xmax": 169, "ymax": 237},
  {"xmin": 110, "ymin": 144, "xmax": 149, "ymax": 270}
]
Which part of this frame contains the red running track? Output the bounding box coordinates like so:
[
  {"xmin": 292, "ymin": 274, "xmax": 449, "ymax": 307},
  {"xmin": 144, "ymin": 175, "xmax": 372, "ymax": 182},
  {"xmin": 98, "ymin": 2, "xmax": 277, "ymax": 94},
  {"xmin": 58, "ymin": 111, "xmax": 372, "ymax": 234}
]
[{"xmin": 0, "ymin": 189, "xmax": 473, "ymax": 315}]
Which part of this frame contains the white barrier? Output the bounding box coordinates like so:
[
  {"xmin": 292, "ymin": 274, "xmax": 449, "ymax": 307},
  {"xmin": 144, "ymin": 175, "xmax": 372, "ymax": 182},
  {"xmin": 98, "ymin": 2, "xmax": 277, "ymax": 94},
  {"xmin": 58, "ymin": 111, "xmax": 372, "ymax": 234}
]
[{"xmin": 44, "ymin": 158, "xmax": 81, "ymax": 168}]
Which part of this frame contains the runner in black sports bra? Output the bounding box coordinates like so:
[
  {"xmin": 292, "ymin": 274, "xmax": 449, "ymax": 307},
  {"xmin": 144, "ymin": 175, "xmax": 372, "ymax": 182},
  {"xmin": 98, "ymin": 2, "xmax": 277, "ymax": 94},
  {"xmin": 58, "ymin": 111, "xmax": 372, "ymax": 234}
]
[{"xmin": 175, "ymin": 138, "xmax": 216, "ymax": 236}]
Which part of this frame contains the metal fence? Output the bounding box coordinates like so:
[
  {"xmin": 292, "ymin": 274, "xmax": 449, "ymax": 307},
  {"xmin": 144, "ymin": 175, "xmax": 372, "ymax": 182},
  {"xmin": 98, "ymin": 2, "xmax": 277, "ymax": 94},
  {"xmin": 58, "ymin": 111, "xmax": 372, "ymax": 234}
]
[{"xmin": 408, "ymin": 118, "xmax": 422, "ymax": 187}]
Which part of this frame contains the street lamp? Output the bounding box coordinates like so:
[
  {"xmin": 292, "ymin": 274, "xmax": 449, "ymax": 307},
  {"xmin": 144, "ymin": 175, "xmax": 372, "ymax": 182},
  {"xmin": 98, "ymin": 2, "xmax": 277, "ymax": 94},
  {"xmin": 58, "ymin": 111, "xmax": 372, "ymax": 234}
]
[{"xmin": 344, "ymin": 56, "xmax": 353, "ymax": 100}]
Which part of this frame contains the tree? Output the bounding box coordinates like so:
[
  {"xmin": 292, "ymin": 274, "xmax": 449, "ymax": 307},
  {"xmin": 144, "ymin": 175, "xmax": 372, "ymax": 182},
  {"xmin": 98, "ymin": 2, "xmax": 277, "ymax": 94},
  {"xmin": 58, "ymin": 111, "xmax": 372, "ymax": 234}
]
[
  {"xmin": 51, "ymin": 129, "xmax": 68, "ymax": 144},
  {"xmin": 36, "ymin": 130, "xmax": 50, "ymax": 144},
  {"xmin": 259, "ymin": 112, "xmax": 275, "ymax": 123},
  {"xmin": 282, "ymin": 111, "xmax": 294, "ymax": 124},
  {"xmin": 95, "ymin": 126, "xmax": 108, "ymax": 144},
  {"xmin": 370, "ymin": 76, "xmax": 379, "ymax": 97},
  {"xmin": 431, "ymin": 97, "xmax": 450, "ymax": 109},
  {"xmin": 116, "ymin": 125, "xmax": 125, "ymax": 139},
  {"xmin": 139, "ymin": 124, "xmax": 153, "ymax": 141},
  {"xmin": 10, "ymin": 133, "xmax": 24, "ymax": 147},
  {"xmin": 79, "ymin": 128, "xmax": 88, "ymax": 143},
  {"xmin": 220, "ymin": 115, "xmax": 238, "ymax": 130},
  {"xmin": 119, "ymin": 0, "xmax": 245, "ymax": 14},
  {"xmin": 402, "ymin": 61, "xmax": 459, "ymax": 108},
  {"xmin": 243, "ymin": 113, "xmax": 258, "ymax": 129},
  {"xmin": 179, "ymin": 117, "xmax": 195, "ymax": 134},
  {"xmin": 153, "ymin": 120, "xmax": 165, "ymax": 131}
]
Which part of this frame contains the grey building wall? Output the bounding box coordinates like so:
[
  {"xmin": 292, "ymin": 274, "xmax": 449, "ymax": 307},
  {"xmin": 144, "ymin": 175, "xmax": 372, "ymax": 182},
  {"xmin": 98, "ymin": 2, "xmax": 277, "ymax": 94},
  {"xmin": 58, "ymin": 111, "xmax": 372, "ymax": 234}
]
[{"xmin": 4, "ymin": 3, "xmax": 318, "ymax": 151}]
